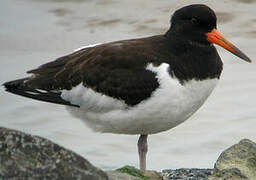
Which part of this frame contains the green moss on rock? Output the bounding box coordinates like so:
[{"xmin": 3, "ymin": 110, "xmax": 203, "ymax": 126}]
[{"xmin": 117, "ymin": 166, "xmax": 161, "ymax": 180}]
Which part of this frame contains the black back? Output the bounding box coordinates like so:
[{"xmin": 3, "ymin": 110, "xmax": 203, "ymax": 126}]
[{"xmin": 3, "ymin": 4, "xmax": 223, "ymax": 107}]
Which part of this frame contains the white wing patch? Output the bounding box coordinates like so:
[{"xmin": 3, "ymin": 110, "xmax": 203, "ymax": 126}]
[
  {"xmin": 61, "ymin": 63, "xmax": 218, "ymax": 135},
  {"xmin": 73, "ymin": 43, "xmax": 102, "ymax": 52},
  {"xmin": 61, "ymin": 83, "xmax": 127, "ymax": 112}
]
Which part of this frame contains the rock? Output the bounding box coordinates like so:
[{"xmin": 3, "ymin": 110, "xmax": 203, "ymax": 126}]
[
  {"xmin": 0, "ymin": 127, "xmax": 108, "ymax": 180},
  {"xmin": 162, "ymin": 168, "xmax": 213, "ymax": 180},
  {"xmin": 209, "ymin": 139, "xmax": 256, "ymax": 180},
  {"xmin": 107, "ymin": 171, "xmax": 142, "ymax": 180},
  {"xmin": 208, "ymin": 168, "xmax": 248, "ymax": 180},
  {"xmin": 116, "ymin": 165, "xmax": 162, "ymax": 180},
  {"xmin": 1, "ymin": 126, "xmax": 255, "ymax": 180}
]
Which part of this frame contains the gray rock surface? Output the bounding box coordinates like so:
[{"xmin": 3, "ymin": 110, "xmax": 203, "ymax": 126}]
[
  {"xmin": 208, "ymin": 168, "xmax": 248, "ymax": 180},
  {"xmin": 209, "ymin": 139, "xmax": 256, "ymax": 180},
  {"xmin": 162, "ymin": 168, "xmax": 213, "ymax": 180},
  {"xmin": 0, "ymin": 127, "xmax": 108, "ymax": 180}
]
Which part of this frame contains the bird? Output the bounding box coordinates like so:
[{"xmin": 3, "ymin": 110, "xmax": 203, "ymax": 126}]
[{"xmin": 3, "ymin": 4, "xmax": 251, "ymax": 171}]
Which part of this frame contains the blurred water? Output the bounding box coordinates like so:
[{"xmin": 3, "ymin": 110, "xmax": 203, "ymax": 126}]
[{"xmin": 0, "ymin": 0, "xmax": 255, "ymax": 170}]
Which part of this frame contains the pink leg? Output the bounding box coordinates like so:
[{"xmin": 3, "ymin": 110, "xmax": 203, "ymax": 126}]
[{"xmin": 137, "ymin": 134, "xmax": 148, "ymax": 171}]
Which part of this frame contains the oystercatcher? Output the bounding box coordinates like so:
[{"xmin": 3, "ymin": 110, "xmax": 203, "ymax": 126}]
[{"xmin": 3, "ymin": 4, "xmax": 251, "ymax": 171}]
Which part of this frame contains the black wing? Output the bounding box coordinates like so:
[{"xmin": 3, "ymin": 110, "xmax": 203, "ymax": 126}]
[
  {"xmin": 3, "ymin": 36, "xmax": 166, "ymax": 107},
  {"xmin": 4, "ymin": 78, "xmax": 79, "ymax": 107}
]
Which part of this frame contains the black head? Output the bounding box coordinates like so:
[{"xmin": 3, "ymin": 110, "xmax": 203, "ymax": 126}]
[
  {"xmin": 167, "ymin": 4, "xmax": 217, "ymax": 44},
  {"xmin": 166, "ymin": 4, "xmax": 251, "ymax": 62}
]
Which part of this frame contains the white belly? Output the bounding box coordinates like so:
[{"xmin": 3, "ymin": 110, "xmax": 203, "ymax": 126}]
[{"xmin": 61, "ymin": 63, "xmax": 218, "ymax": 135}]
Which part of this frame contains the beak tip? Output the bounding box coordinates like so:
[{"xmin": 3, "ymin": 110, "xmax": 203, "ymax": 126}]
[{"xmin": 242, "ymin": 56, "xmax": 252, "ymax": 63}]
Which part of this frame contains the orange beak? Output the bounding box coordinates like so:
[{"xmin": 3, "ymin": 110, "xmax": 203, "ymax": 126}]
[{"xmin": 206, "ymin": 29, "xmax": 251, "ymax": 63}]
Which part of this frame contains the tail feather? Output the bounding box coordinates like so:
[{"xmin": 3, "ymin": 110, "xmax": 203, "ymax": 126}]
[{"xmin": 3, "ymin": 78, "xmax": 79, "ymax": 107}]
